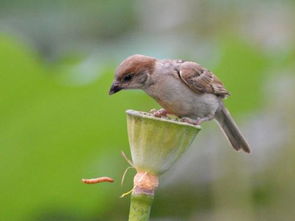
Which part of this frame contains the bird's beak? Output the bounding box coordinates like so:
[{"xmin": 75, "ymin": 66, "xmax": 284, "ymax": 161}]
[{"xmin": 109, "ymin": 82, "xmax": 123, "ymax": 95}]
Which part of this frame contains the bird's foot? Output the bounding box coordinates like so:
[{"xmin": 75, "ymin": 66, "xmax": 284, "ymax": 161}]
[
  {"xmin": 180, "ymin": 117, "xmax": 200, "ymax": 125},
  {"xmin": 180, "ymin": 116, "xmax": 212, "ymax": 125},
  {"xmin": 150, "ymin": 108, "xmax": 168, "ymax": 118}
]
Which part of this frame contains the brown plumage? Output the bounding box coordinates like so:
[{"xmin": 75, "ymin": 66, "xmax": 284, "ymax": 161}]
[
  {"xmin": 115, "ymin": 54, "xmax": 156, "ymax": 81},
  {"xmin": 177, "ymin": 61, "xmax": 230, "ymax": 97}
]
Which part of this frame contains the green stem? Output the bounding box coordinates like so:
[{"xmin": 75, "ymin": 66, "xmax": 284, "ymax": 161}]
[{"xmin": 128, "ymin": 193, "xmax": 154, "ymax": 221}]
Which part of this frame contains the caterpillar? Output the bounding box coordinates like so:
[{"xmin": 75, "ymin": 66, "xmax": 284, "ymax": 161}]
[{"xmin": 82, "ymin": 176, "xmax": 114, "ymax": 184}]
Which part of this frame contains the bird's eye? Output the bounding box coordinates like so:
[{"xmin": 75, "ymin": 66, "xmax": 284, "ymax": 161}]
[{"xmin": 123, "ymin": 74, "xmax": 133, "ymax": 82}]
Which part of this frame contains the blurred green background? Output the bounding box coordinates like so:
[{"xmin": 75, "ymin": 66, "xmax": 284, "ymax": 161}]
[{"xmin": 1, "ymin": 0, "xmax": 294, "ymax": 220}]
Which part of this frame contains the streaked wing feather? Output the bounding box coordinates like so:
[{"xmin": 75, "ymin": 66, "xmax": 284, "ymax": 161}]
[{"xmin": 178, "ymin": 61, "xmax": 229, "ymax": 97}]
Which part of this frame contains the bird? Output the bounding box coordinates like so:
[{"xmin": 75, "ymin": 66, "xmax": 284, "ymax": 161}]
[{"xmin": 109, "ymin": 54, "xmax": 250, "ymax": 153}]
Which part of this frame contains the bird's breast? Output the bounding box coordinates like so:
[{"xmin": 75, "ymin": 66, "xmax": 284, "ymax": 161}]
[{"xmin": 144, "ymin": 76, "xmax": 220, "ymax": 119}]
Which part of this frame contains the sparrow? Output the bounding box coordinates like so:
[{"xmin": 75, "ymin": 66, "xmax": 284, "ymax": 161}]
[{"xmin": 109, "ymin": 54, "xmax": 250, "ymax": 153}]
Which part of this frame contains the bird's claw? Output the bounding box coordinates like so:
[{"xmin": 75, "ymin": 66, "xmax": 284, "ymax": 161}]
[
  {"xmin": 180, "ymin": 117, "xmax": 200, "ymax": 125},
  {"xmin": 180, "ymin": 116, "xmax": 213, "ymax": 125}
]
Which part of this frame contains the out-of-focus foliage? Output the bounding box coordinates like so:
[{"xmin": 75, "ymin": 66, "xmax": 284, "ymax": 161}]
[
  {"xmin": 0, "ymin": 0, "xmax": 295, "ymax": 220},
  {"xmin": 0, "ymin": 35, "xmax": 155, "ymax": 220}
]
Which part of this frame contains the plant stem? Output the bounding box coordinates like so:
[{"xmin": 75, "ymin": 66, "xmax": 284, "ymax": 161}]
[
  {"xmin": 128, "ymin": 193, "xmax": 154, "ymax": 221},
  {"xmin": 128, "ymin": 171, "xmax": 158, "ymax": 221}
]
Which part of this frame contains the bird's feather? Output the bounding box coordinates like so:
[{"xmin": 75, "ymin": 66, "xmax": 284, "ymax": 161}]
[{"xmin": 177, "ymin": 61, "xmax": 230, "ymax": 97}]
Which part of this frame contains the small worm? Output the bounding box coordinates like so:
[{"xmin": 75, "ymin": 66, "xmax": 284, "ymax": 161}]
[{"xmin": 82, "ymin": 176, "xmax": 114, "ymax": 184}]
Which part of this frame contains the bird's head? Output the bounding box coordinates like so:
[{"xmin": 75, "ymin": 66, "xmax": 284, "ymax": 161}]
[{"xmin": 109, "ymin": 54, "xmax": 156, "ymax": 95}]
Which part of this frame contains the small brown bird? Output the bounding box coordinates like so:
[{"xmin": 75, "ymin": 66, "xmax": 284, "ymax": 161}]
[{"xmin": 109, "ymin": 54, "xmax": 250, "ymax": 153}]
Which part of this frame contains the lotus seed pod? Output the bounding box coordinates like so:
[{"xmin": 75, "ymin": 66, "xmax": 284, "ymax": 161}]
[{"xmin": 126, "ymin": 110, "xmax": 201, "ymax": 175}]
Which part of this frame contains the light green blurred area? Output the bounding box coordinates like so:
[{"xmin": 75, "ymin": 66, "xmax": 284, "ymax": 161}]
[
  {"xmin": 0, "ymin": 34, "xmax": 158, "ymax": 220},
  {"xmin": 0, "ymin": 0, "xmax": 295, "ymax": 220}
]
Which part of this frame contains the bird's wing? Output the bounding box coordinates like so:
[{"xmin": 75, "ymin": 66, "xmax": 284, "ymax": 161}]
[{"xmin": 177, "ymin": 61, "xmax": 229, "ymax": 97}]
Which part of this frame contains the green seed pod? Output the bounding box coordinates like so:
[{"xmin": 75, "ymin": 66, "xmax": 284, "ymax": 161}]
[{"xmin": 126, "ymin": 110, "xmax": 201, "ymax": 175}]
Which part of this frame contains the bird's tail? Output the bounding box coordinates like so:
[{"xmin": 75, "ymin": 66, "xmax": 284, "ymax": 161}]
[{"xmin": 215, "ymin": 105, "xmax": 250, "ymax": 153}]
